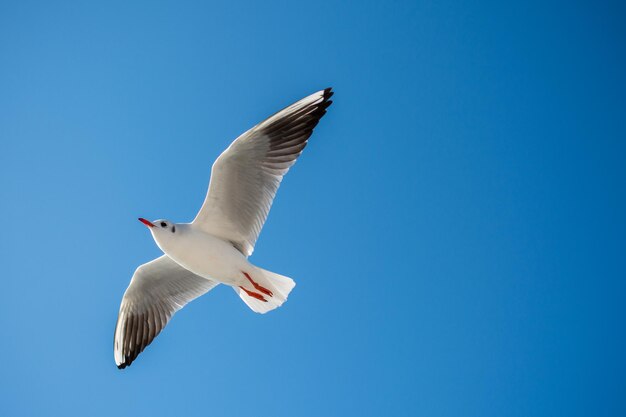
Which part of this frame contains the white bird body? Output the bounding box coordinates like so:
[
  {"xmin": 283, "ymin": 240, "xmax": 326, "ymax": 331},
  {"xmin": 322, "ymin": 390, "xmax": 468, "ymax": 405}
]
[
  {"xmin": 113, "ymin": 88, "xmax": 333, "ymax": 368},
  {"xmin": 151, "ymin": 223, "xmax": 249, "ymax": 287}
]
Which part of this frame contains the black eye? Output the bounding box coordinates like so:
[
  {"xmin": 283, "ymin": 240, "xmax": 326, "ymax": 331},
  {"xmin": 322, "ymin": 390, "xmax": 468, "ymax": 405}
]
[{"xmin": 160, "ymin": 222, "xmax": 167, "ymax": 227}]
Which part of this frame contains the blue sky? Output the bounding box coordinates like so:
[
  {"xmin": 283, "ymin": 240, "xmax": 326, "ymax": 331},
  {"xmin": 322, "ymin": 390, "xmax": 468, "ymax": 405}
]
[{"xmin": 1, "ymin": 1, "xmax": 625, "ymax": 416}]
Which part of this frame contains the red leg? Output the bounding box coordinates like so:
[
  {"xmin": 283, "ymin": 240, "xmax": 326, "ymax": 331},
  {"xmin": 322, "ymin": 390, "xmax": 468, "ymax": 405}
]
[
  {"xmin": 242, "ymin": 272, "xmax": 273, "ymax": 297},
  {"xmin": 239, "ymin": 286, "xmax": 267, "ymax": 302}
]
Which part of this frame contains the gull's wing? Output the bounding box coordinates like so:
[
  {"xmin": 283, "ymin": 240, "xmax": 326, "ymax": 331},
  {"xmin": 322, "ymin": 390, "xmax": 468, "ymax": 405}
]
[
  {"xmin": 114, "ymin": 255, "xmax": 218, "ymax": 369},
  {"xmin": 193, "ymin": 88, "xmax": 333, "ymax": 256}
]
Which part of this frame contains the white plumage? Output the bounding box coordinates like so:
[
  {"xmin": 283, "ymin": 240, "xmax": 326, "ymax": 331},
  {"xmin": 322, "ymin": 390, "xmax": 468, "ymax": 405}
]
[{"xmin": 114, "ymin": 88, "xmax": 333, "ymax": 368}]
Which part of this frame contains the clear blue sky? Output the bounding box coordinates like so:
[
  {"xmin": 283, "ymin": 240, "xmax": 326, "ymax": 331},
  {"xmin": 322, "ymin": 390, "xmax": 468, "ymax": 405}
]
[{"xmin": 1, "ymin": 1, "xmax": 624, "ymax": 416}]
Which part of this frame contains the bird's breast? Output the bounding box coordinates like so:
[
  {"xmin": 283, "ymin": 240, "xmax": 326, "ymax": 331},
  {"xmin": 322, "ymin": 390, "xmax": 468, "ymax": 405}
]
[{"xmin": 158, "ymin": 228, "xmax": 248, "ymax": 285}]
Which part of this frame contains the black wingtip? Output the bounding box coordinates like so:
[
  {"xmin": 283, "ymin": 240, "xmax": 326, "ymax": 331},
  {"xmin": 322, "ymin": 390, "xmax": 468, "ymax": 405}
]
[
  {"xmin": 319, "ymin": 88, "xmax": 333, "ymax": 113},
  {"xmin": 117, "ymin": 357, "xmax": 134, "ymax": 369}
]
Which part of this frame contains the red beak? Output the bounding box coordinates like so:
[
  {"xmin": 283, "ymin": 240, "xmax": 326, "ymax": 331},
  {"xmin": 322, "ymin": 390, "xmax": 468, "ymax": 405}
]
[{"xmin": 138, "ymin": 218, "xmax": 155, "ymax": 228}]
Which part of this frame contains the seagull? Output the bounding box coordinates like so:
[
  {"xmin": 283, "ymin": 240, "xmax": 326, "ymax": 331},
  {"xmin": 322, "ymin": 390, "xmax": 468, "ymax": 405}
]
[{"xmin": 114, "ymin": 88, "xmax": 333, "ymax": 368}]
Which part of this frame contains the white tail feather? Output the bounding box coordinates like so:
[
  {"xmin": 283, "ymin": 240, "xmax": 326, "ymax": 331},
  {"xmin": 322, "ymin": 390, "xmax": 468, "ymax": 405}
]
[{"xmin": 235, "ymin": 268, "xmax": 296, "ymax": 314}]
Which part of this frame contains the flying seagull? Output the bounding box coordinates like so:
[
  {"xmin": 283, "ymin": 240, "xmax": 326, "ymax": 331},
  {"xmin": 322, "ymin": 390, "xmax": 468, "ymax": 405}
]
[{"xmin": 114, "ymin": 88, "xmax": 333, "ymax": 368}]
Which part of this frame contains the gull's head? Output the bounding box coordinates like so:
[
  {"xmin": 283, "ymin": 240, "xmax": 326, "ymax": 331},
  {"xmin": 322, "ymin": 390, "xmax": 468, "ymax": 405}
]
[
  {"xmin": 138, "ymin": 218, "xmax": 177, "ymax": 235},
  {"xmin": 138, "ymin": 218, "xmax": 178, "ymax": 253}
]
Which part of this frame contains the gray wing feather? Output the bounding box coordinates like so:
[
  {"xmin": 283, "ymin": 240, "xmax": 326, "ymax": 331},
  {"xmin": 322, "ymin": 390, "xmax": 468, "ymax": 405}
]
[
  {"xmin": 114, "ymin": 255, "xmax": 218, "ymax": 369},
  {"xmin": 193, "ymin": 88, "xmax": 333, "ymax": 256}
]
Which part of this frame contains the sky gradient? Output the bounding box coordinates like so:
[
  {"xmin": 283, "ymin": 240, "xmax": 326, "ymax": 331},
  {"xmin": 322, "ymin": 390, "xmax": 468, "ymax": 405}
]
[{"xmin": 1, "ymin": 1, "xmax": 625, "ymax": 416}]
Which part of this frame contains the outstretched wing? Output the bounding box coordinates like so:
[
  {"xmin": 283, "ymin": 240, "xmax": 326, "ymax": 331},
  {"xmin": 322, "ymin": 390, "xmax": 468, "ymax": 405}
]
[
  {"xmin": 193, "ymin": 88, "xmax": 333, "ymax": 256},
  {"xmin": 114, "ymin": 255, "xmax": 218, "ymax": 369}
]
